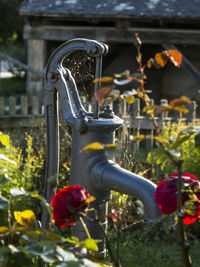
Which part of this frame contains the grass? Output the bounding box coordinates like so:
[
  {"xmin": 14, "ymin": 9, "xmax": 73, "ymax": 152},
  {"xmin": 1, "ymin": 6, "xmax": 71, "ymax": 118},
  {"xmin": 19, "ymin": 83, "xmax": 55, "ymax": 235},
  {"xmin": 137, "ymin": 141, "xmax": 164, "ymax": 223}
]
[{"xmin": 109, "ymin": 225, "xmax": 200, "ymax": 267}]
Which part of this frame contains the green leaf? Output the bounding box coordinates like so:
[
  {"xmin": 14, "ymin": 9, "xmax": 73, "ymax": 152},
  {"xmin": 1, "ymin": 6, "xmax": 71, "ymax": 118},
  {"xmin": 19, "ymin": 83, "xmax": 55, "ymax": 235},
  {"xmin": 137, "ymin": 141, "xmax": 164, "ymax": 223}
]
[
  {"xmin": 25, "ymin": 243, "xmax": 56, "ymax": 263},
  {"xmin": 53, "ymin": 262, "xmax": 84, "ymax": 267},
  {"xmin": 40, "ymin": 254, "xmax": 55, "ymax": 263},
  {"xmin": 25, "ymin": 244, "xmax": 44, "ymax": 256},
  {"xmin": 82, "ymin": 142, "xmax": 104, "ymax": 152},
  {"xmin": 80, "ymin": 239, "xmax": 100, "ymax": 252},
  {"xmin": 195, "ymin": 133, "xmax": 200, "ymax": 147},
  {"xmin": 171, "ymin": 136, "xmax": 189, "ymax": 150},
  {"xmin": 0, "ymin": 154, "xmax": 16, "ymax": 165},
  {"xmin": 0, "ymin": 246, "xmax": 10, "ymax": 255},
  {"xmin": 22, "ymin": 231, "xmax": 41, "ymax": 243},
  {"xmin": 0, "ymin": 148, "xmax": 8, "ymax": 153},
  {"xmin": 43, "ymin": 232, "xmax": 63, "ymax": 242},
  {"xmin": 195, "ymin": 147, "xmax": 200, "ymax": 156},
  {"xmin": 124, "ymin": 95, "xmax": 135, "ymax": 104},
  {"xmin": 10, "ymin": 188, "xmax": 28, "ymax": 196},
  {"xmin": 156, "ymin": 153, "xmax": 168, "ymax": 165},
  {"xmin": 66, "ymin": 236, "xmax": 79, "ymax": 244},
  {"xmin": 122, "ymin": 89, "xmax": 137, "ymax": 97},
  {"xmin": 154, "ymin": 136, "xmax": 171, "ymax": 145},
  {"xmin": 0, "ymin": 173, "xmax": 11, "ymax": 184},
  {"xmin": 8, "ymin": 244, "xmax": 19, "ymax": 253},
  {"xmin": 146, "ymin": 146, "xmax": 165, "ymax": 165},
  {"xmin": 113, "ymin": 78, "xmax": 132, "ymax": 86},
  {"xmin": 0, "ymin": 133, "xmax": 10, "ymax": 147},
  {"xmin": 81, "ymin": 258, "xmax": 104, "ymax": 267},
  {"xmin": 55, "ymin": 246, "xmax": 77, "ymax": 262},
  {"xmin": 168, "ymin": 149, "xmax": 181, "ymax": 158},
  {"xmin": 0, "ymin": 195, "xmax": 8, "ymax": 210}
]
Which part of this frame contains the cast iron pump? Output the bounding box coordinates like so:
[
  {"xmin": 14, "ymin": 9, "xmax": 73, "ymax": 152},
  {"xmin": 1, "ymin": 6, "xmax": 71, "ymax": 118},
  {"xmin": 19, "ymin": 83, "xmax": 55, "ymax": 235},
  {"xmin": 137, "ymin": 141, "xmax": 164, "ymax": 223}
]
[{"xmin": 42, "ymin": 38, "xmax": 161, "ymax": 253}]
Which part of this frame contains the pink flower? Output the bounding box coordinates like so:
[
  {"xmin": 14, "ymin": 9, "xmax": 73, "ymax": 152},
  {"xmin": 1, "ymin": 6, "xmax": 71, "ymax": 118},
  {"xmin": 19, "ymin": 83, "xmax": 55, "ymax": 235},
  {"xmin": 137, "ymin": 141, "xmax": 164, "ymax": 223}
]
[
  {"xmin": 51, "ymin": 185, "xmax": 89, "ymax": 228},
  {"xmin": 154, "ymin": 173, "xmax": 200, "ymax": 224}
]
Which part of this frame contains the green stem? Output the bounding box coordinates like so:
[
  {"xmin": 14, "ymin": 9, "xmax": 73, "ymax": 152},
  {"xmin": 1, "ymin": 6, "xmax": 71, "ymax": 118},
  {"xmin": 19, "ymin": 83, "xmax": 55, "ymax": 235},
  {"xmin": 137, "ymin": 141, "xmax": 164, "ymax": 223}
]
[
  {"xmin": 79, "ymin": 216, "xmax": 91, "ymax": 239},
  {"xmin": 177, "ymin": 161, "xmax": 192, "ymax": 267},
  {"xmin": 114, "ymin": 224, "xmax": 121, "ymax": 267},
  {"xmin": 97, "ymin": 220, "xmax": 121, "ymax": 267}
]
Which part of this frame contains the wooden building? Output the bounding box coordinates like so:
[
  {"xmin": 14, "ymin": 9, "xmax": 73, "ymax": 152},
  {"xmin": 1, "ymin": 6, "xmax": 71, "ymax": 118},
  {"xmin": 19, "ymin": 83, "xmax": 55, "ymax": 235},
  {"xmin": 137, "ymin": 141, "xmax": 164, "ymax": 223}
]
[{"xmin": 19, "ymin": 0, "xmax": 200, "ymax": 108}]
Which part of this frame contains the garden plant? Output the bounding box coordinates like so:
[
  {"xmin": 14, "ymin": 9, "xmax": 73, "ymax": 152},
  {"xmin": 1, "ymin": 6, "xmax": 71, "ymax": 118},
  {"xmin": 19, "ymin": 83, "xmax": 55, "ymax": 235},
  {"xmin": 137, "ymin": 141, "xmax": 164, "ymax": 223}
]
[{"xmin": 1, "ymin": 34, "xmax": 200, "ymax": 267}]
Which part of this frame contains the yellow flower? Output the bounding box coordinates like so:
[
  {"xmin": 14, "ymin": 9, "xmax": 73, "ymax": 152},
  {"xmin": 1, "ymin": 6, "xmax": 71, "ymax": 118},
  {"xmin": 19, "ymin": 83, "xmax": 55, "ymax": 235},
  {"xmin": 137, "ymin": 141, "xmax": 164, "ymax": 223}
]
[{"xmin": 14, "ymin": 210, "xmax": 36, "ymax": 229}]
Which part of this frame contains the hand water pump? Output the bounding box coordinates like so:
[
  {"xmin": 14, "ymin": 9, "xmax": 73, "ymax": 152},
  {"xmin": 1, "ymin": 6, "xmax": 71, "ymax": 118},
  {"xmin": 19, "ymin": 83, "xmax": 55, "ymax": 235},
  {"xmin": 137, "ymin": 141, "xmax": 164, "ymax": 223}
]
[{"xmin": 42, "ymin": 38, "xmax": 161, "ymax": 253}]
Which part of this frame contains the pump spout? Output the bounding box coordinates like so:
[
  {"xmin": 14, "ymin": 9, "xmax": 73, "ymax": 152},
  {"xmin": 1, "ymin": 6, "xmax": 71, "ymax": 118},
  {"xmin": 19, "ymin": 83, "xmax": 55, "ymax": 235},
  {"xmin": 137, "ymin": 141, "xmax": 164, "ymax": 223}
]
[{"xmin": 91, "ymin": 160, "xmax": 161, "ymax": 219}]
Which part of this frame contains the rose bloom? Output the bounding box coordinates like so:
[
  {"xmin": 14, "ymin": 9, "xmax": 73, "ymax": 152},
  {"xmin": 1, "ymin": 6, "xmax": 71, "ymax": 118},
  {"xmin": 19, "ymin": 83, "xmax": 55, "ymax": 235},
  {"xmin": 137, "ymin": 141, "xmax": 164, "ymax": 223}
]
[
  {"xmin": 154, "ymin": 172, "xmax": 200, "ymax": 225},
  {"xmin": 51, "ymin": 185, "xmax": 89, "ymax": 228}
]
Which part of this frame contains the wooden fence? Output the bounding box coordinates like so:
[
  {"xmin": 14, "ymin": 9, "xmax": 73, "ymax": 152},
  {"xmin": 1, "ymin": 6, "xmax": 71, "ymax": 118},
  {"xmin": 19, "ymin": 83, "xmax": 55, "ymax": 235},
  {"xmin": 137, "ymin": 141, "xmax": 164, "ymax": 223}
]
[
  {"xmin": 0, "ymin": 95, "xmax": 199, "ymax": 154},
  {"xmin": 0, "ymin": 95, "xmax": 198, "ymax": 127},
  {"xmin": 0, "ymin": 96, "xmax": 45, "ymax": 128}
]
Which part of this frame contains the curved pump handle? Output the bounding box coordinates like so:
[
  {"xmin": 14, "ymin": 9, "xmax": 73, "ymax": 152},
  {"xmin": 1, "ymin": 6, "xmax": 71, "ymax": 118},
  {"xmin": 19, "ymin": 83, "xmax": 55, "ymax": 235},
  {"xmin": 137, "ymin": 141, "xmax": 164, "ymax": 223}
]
[
  {"xmin": 45, "ymin": 38, "xmax": 108, "ymax": 124},
  {"xmin": 46, "ymin": 38, "xmax": 108, "ymax": 77}
]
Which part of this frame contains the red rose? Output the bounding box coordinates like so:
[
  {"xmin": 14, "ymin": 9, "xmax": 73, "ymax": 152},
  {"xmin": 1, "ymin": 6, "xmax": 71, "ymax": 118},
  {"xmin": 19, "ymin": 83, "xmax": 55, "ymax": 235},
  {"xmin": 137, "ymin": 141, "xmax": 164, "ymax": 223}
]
[
  {"xmin": 51, "ymin": 185, "xmax": 89, "ymax": 228},
  {"xmin": 154, "ymin": 172, "xmax": 200, "ymax": 225}
]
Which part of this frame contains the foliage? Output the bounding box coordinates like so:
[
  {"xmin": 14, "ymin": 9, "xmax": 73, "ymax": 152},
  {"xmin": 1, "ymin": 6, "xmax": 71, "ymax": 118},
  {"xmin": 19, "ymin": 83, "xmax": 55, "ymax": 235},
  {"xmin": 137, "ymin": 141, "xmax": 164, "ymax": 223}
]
[
  {"xmin": 1, "ymin": 31, "xmax": 200, "ymax": 266},
  {"xmin": 0, "ymin": 0, "xmax": 24, "ymax": 44},
  {"xmin": 0, "ymin": 132, "xmax": 112, "ymax": 267},
  {"xmin": 88, "ymin": 33, "xmax": 199, "ymax": 266},
  {"xmin": 0, "ymin": 76, "xmax": 26, "ymax": 96},
  {"xmin": 147, "ymin": 121, "xmax": 200, "ymax": 179}
]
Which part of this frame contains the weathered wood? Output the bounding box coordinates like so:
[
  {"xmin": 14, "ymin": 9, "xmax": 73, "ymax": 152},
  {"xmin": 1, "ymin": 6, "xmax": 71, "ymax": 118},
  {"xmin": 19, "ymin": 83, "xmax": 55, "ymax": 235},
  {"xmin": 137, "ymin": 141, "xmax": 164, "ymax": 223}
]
[
  {"xmin": 133, "ymin": 98, "xmax": 140, "ymax": 118},
  {"xmin": 24, "ymin": 25, "xmax": 200, "ymax": 44},
  {"xmin": 27, "ymin": 39, "xmax": 46, "ymax": 102},
  {"xmin": 0, "ymin": 115, "xmax": 46, "ymax": 129},
  {"xmin": 32, "ymin": 96, "xmax": 40, "ymax": 115},
  {"xmin": 160, "ymin": 99, "xmax": 168, "ymax": 120},
  {"xmin": 145, "ymin": 99, "xmax": 154, "ymax": 153},
  {"xmin": 9, "ymin": 97, "xmax": 16, "ymax": 115},
  {"xmin": 188, "ymin": 100, "xmax": 197, "ymax": 120},
  {"xmin": 0, "ymin": 96, "xmax": 198, "ymax": 132},
  {"xmin": 21, "ymin": 96, "xmax": 28, "ymax": 115},
  {"xmin": 0, "ymin": 97, "xmax": 4, "ymax": 115},
  {"xmin": 0, "ymin": 52, "xmax": 44, "ymax": 78}
]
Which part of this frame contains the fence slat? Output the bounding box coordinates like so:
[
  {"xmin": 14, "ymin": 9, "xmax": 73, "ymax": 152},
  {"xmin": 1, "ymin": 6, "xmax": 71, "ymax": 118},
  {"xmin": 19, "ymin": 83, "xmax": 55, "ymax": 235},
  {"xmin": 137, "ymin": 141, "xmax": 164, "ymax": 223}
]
[
  {"xmin": 160, "ymin": 99, "xmax": 168, "ymax": 119},
  {"xmin": 32, "ymin": 96, "xmax": 39, "ymax": 115},
  {"xmin": 186, "ymin": 100, "xmax": 197, "ymax": 120},
  {"xmin": 9, "ymin": 96, "xmax": 16, "ymax": 115},
  {"xmin": 145, "ymin": 99, "xmax": 154, "ymax": 153},
  {"xmin": 21, "ymin": 96, "xmax": 28, "ymax": 115}
]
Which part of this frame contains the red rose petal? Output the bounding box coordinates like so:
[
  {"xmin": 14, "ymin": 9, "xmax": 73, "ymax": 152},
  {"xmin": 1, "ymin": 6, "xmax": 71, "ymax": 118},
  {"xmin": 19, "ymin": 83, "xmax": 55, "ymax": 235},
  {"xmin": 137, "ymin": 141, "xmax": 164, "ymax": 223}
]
[
  {"xmin": 51, "ymin": 185, "xmax": 90, "ymax": 228},
  {"xmin": 154, "ymin": 173, "xmax": 200, "ymax": 225}
]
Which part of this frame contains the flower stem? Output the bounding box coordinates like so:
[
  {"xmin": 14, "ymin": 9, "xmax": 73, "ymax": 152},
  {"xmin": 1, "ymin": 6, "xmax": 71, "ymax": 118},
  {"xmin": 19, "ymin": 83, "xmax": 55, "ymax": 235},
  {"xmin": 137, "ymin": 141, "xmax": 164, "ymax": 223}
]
[
  {"xmin": 97, "ymin": 220, "xmax": 121, "ymax": 267},
  {"xmin": 79, "ymin": 216, "xmax": 91, "ymax": 239},
  {"xmin": 177, "ymin": 161, "xmax": 192, "ymax": 267}
]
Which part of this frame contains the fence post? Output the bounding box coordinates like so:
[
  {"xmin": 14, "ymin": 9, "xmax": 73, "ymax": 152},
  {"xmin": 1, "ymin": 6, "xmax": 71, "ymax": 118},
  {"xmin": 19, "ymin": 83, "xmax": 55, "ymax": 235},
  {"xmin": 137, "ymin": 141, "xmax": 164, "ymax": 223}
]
[{"xmin": 0, "ymin": 97, "xmax": 4, "ymax": 115}]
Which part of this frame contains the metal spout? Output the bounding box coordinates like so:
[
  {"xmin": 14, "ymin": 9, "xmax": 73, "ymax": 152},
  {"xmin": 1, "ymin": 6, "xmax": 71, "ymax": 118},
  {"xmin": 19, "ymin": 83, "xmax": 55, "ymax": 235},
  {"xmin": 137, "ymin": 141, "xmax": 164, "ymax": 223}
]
[{"xmin": 91, "ymin": 160, "xmax": 161, "ymax": 220}]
